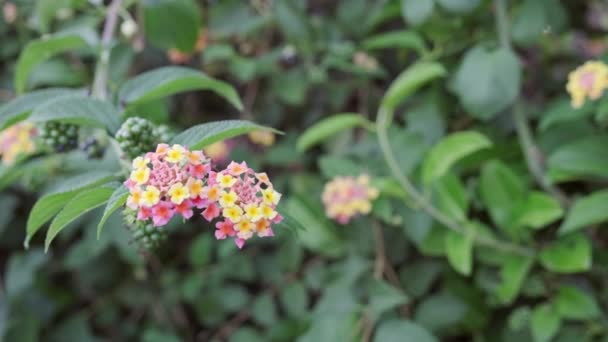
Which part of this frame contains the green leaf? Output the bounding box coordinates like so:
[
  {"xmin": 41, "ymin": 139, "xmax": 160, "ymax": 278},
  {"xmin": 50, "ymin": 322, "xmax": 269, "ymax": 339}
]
[
  {"xmin": 0, "ymin": 88, "xmax": 85, "ymax": 130},
  {"xmin": 318, "ymin": 156, "xmax": 362, "ymax": 178},
  {"xmin": 374, "ymin": 319, "xmax": 437, "ymax": 342},
  {"xmin": 251, "ymin": 293, "xmax": 278, "ymax": 327},
  {"xmin": 559, "ymin": 190, "xmax": 608, "ymax": 235},
  {"xmin": 143, "ymin": 0, "xmax": 201, "ymax": 52},
  {"xmin": 547, "ymin": 135, "xmax": 608, "ymax": 182},
  {"xmin": 512, "ymin": 0, "xmax": 567, "ymax": 46},
  {"xmin": 170, "ymin": 120, "xmax": 281, "ymax": 150},
  {"xmin": 362, "ymin": 30, "xmax": 427, "ymax": 53},
  {"xmin": 15, "ymin": 33, "xmax": 91, "ymax": 94},
  {"xmin": 279, "ymin": 281, "xmax": 309, "ymax": 318},
  {"xmin": 433, "ymin": 173, "xmax": 468, "ymax": 222},
  {"xmin": 367, "ymin": 280, "xmax": 409, "ymax": 321},
  {"xmin": 28, "ymin": 97, "xmax": 121, "ymax": 133},
  {"xmin": 97, "ymin": 186, "xmax": 129, "ymax": 239},
  {"xmin": 25, "ymin": 171, "xmax": 115, "ymax": 248},
  {"xmin": 381, "ymin": 62, "xmax": 446, "ymax": 111},
  {"xmin": 5, "ymin": 249, "xmax": 46, "ymax": 298},
  {"xmin": 118, "ymin": 66, "xmax": 244, "ymax": 110},
  {"xmin": 414, "ymin": 292, "xmax": 468, "ymax": 331},
  {"xmin": 399, "ymin": 260, "xmax": 442, "ymax": 298},
  {"xmin": 539, "ymin": 98, "xmax": 594, "ymax": 131},
  {"xmin": 539, "ymin": 234, "xmax": 591, "ymax": 273},
  {"xmin": 297, "ymin": 113, "xmax": 371, "ymax": 152},
  {"xmin": 531, "ymin": 304, "xmax": 561, "ymax": 342},
  {"xmin": 451, "ymin": 45, "xmax": 521, "ymax": 120},
  {"xmin": 188, "ymin": 234, "xmax": 213, "ymax": 268},
  {"xmin": 273, "ymin": 0, "xmax": 312, "ymax": 52},
  {"xmin": 401, "ymin": 0, "xmax": 435, "ymax": 26},
  {"xmin": 46, "ymin": 184, "xmax": 116, "ymax": 251},
  {"xmin": 511, "ymin": 192, "xmax": 563, "ymax": 230},
  {"xmin": 555, "ymin": 286, "xmax": 600, "ymax": 321},
  {"xmin": 496, "ymin": 255, "xmax": 534, "ymax": 304},
  {"xmin": 479, "ymin": 160, "xmax": 527, "ymax": 229},
  {"xmin": 436, "ymin": 0, "xmax": 480, "ymax": 13},
  {"xmin": 283, "ymin": 197, "xmax": 344, "ymax": 258},
  {"xmin": 422, "ymin": 131, "xmax": 492, "ymax": 185},
  {"xmin": 445, "ymin": 230, "xmax": 474, "ymax": 276}
]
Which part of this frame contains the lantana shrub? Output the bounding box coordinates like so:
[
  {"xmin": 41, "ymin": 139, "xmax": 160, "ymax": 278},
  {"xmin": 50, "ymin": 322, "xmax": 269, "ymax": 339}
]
[{"xmin": 2, "ymin": 0, "xmax": 608, "ymax": 341}]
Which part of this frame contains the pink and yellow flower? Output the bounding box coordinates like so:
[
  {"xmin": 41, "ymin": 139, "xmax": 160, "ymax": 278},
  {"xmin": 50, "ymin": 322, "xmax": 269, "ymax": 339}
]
[
  {"xmin": 202, "ymin": 162, "xmax": 283, "ymax": 249},
  {"xmin": 322, "ymin": 174, "xmax": 379, "ymax": 224},
  {"xmin": 566, "ymin": 60, "xmax": 608, "ymax": 108},
  {"xmin": 124, "ymin": 143, "xmax": 211, "ymax": 228},
  {"xmin": 123, "ymin": 143, "xmax": 282, "ymax": 249}
]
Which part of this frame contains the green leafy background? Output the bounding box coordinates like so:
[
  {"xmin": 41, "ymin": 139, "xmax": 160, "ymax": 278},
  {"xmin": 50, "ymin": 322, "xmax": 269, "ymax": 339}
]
[{"xmin": 1, "ymin": 0, "xmax": 607, "ymax": 341}]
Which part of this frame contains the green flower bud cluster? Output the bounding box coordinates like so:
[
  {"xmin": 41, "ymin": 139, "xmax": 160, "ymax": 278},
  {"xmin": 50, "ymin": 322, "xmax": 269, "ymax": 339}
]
[
  {"xmin": 155, "ymin": 124, "xmax": 173, "ymax": 143},
  {"xmin": 123, "ymin": 208, "xmax": 167, "ymax": 250},
  {"xmin": 115, "ymin": 117, "xmax": 171, "ymax": 160},
  {"xmin": 39, "ymin": 121, "xmax": 79, "ymax": 152}
]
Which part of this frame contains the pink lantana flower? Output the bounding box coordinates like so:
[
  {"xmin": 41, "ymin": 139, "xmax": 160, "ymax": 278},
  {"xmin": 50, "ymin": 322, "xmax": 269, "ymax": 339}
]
[
  {"xmin": 152, "ymin": 201, "xmax": 175, "ymax": 226},
  {"xmin": 321, "ymin": 174, "xmax": 379, "ymax": 224},
  {"xmin": 214, "ymin": 220, "xmax": 236, "ymax": 240}
]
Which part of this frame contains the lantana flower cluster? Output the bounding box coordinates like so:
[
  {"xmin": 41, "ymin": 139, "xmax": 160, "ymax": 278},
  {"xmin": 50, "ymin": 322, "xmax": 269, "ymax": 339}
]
[
  {"xmin": 566, "ymin": 60, "xmax": 608, "ymax": 108},
  {"xmin": 201, "ymin": 163, "xmax": 283, "ymax": 248},
  {"xmin": 0, "ymin": 122, "xmax": 37, "ymax": 166},
  {"xmin": 124, "ymin": 143, "xmax": 282, "ymax": 248},
  {"xmin": 322, "ymin": 174, "xmax": 379, "ymax": 224}
]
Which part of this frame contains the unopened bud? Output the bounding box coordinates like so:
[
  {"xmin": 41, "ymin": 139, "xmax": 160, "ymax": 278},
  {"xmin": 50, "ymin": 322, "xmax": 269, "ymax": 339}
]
[{"xmin": 121, "ymin": 19, "xmax": 137, "ymax": 38}]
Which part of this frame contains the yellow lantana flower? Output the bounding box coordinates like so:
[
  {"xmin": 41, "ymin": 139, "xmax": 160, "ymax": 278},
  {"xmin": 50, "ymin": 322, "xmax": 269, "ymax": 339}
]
[
  {"xmin": 219, "ymin": 191, "xmax": 238, "ymax": 207},
  {"xmin": 186, "ymin": 178, "xmax": 204, "ymax": 198},
  {"xmin": 166, "ymin": 144, "xmax": 186, "ymax": 163},
  {"xmin": 141, "ymin": 186, "xmax": 161, "ymax": 207},
  {"xmin": 168, "ymin": 183, "xmax": 190, "ymax": 204},
  {"xmin": 216, "ymin": 173, "xmax": 237, "ymax": 188},
  {"xmin": 262, "ymin": 188, "xmax": 281, "ymax": 205},
  {"xmin": 244, "ymin": 203, "xmax": 263, "ymax": 222},
  {"xmin": 223, "ymin": 206, "xmax": 244, "ymax": 223},
  {"xmin": 130, "ymin": 167, "xmax": 150, "ymax": 185}
]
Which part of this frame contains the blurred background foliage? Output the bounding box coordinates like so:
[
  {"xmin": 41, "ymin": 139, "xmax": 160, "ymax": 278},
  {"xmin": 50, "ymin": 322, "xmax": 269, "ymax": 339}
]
[{"xmin": 1, "ymin": 0, "xmax": 608, "ymax": 341}]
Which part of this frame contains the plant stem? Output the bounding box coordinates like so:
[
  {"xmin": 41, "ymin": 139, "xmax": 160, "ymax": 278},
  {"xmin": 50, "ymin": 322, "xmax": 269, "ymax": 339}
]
[
  {"xmin": 92, "ymin": 0, "xmax": 123, "ymax": 100},
  {"xmin": 90, "ymin": 0, "xmax": 130, "ymax": 170},
  {"xmin": 494, "ymin": 0, "xmax": 570, "ymax": 208},
  {"xmin": 513, "ymin": 104, "xmax": 570, "ymax": 208},
  {"xmin": 376, "ymin": 108, "xmax": 534, "ymax": 257},
  {"xmin": 372, "ymin": 220, "xmax": 386, "ymax": 279},
  {"xmin": 495, "ymin": 0, "xmax": 510, "ymax": 50}
]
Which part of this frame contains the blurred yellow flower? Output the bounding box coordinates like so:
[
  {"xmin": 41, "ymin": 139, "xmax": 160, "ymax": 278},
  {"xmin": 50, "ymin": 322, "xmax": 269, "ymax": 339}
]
[
  {"xmin": 566, "ymin": 60, "xmax": 608, "ymax": 108},
  {"xmin": 0, "ymin": 122, "xmax": 37, "ymax": 166},
  {"xmin": 248, "ymin": 130, "xmax": 275, "ymax": 147}
]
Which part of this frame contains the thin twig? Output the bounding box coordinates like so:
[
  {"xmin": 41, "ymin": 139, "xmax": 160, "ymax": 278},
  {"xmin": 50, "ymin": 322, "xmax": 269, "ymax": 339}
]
[
  {"xmin": 494, "ymin": 0, "xmax": 570, "ymax": 209},
  {"xmin": 92, "ymin": 0, "xmax": 123, "ymax": 100},
  {"xmin": 513, "ymin": 104, "xmax": 570, "ymax": 208},
  {"xmin": 372, "ymin": 221, "xmax": 385, "ymax": 279},
  {"xmin": 208, "ymin": 309, "xmax": 251, "ymax": 341},
  {"xmin": 494, "ymin": 0, "xmax": 511, "ymax": 50},
  {"xmin": 361, "ymin": 314, "xmax": 374, "ymax": 342}
]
